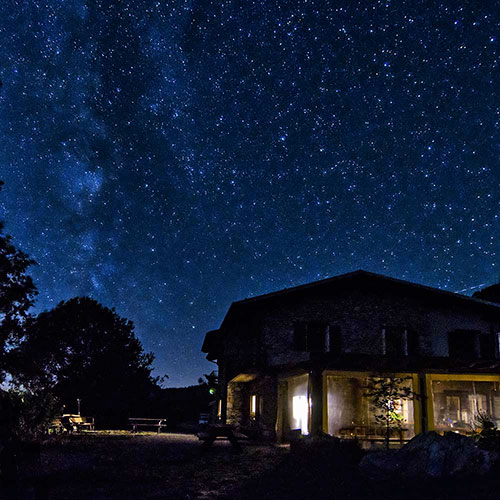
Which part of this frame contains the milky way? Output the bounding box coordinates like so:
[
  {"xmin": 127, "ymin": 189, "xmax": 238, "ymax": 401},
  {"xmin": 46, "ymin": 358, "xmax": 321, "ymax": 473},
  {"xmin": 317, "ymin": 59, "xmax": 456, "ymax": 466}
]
[{"xmin": 0, "ymin": 1, "xmax": 499, "ymax": 386}]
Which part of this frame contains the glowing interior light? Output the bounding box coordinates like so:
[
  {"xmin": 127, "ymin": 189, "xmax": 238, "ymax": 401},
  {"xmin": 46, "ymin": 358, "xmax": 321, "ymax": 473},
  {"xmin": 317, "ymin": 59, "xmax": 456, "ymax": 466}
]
[
  {"xmin": 250, "ymin": 395, "xmax": 257, "ymax": 417},
  {"xmin": 293, "ymin": 395, "xmax": 309, "ymax": 435}
]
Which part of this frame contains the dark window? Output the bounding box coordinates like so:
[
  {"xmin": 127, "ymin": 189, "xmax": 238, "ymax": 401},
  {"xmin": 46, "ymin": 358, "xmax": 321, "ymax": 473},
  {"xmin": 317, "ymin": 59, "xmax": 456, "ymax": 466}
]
[
  {"xmin": 406, "ymin": 329, "xmax": 420, "ymax": 356},
  {"xmin": 328, "ymin": 326, "xmax": 341, "ymax": 354},
  {"xmin": 293, "ymin": 322, "xmax": 328, "ymax": 352},
  {"xmin": 480, "ymin": 333, "xmax": 496, "ymax": 360},
  {"xmin": 448, "ymin": 330, "xmax": 479, "ymax": 358},
  {"xmin": 293, "ymin": 323, "xmax": 308, "ymax": 351},
  {"xmin": 384, "ymin": 327, "xmax": 406, "ymax": 356},
  {"xmin": 308, "ymin": 322, "xmax": 327, "ymax": 352}
]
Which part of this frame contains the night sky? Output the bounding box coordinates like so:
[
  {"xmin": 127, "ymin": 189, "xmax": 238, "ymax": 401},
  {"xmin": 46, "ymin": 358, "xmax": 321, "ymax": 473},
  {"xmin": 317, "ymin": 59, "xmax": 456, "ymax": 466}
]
[{"xmin": 0, "ymin": 1, "xmax": 499, "ymax": 387}]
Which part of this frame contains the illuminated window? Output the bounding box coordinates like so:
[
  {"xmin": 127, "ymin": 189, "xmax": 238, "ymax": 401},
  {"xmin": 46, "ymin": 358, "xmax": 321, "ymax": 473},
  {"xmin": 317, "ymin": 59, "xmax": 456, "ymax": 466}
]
[
  {"xmin": 326, "ymin": 374, "xmax": 415, "ymax": 440},
  {"xmin": 292, "ymin": 395, "xmax": 309, "ymax": 435},
  {"xmin": 250, "ymin": 394, "xmax": 257, "ymax": 420},
  {"xmin": 445, "ymin": 396, "xmax": 460, "ymax": 422},
  {"xmin": 287, "ymin": 374, "xmax": 309, "ymax": 435},
  {"xmin": 469, "ymin": 394, "xmax": 487, "ymax": 419},
  {"xmin": 217, "ymin": 400, "xmax": 222, "ymax": 419},
  {"xmin": 431, "ymin": 378, "xmax": 500, "ymax": 433},
  {"xmin": 392, "ymin": 398, "xmax": 409, "ymax": 422}
]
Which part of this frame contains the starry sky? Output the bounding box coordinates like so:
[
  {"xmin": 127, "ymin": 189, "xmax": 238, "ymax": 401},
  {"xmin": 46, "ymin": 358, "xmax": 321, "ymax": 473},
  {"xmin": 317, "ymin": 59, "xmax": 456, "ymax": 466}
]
[{"xmin": 0, "ymin": 0, "xmax": 499, "ymax": 387}]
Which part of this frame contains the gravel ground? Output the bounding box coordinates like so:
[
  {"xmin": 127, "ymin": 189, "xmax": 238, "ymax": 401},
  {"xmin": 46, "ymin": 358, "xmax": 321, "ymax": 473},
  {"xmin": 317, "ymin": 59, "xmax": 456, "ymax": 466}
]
[
  {"xmin": 13, "ymin": 431, "xmax": 500, "ymax": 500},
  {"xmin": 36, "ymin": 431, "xmax": 286, "ymax": 500}
]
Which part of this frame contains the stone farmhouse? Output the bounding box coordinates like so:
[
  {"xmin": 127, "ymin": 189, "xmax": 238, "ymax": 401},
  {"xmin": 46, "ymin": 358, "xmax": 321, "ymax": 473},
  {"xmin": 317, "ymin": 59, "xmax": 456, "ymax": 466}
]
[{"xmin": 202, "ymin": 270, "xmax": 500, "ymax": 443}]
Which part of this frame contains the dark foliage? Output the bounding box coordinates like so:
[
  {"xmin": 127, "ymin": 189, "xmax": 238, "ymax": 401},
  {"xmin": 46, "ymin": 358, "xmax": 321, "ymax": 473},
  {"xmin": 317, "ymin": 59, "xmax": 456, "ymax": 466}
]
[
  {"xmin": 0, "ymin": 181, "xmax": 37, "ymax": 380},
  {"xmin": 365, "ymin": 375, "xmax": 416, "ymax": 450},
  {"xmin": 17, "ymin": 297, "xmax": 158, "ymax": 428},
  {"xmin": 473, "ymin": 412, "xmax": 500, "ymax": 453},
  {"xmin": 154, "ymin": 384, "xmax": 213, "ymax": 430},
  {"xmin": 0, "ymin": 389, "xmax": 60, "ymax": 441}
]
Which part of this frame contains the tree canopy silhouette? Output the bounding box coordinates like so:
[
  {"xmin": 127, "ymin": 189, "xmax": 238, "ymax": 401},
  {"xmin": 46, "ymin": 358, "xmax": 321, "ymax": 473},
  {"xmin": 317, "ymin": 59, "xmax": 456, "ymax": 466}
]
[
  {"xmin": 19, "ymin": 297, "xmax": 159, "ymax": 427},
  {"xmin": 0, "ymin": 181, "xmax": 37, "ymax": 380}
]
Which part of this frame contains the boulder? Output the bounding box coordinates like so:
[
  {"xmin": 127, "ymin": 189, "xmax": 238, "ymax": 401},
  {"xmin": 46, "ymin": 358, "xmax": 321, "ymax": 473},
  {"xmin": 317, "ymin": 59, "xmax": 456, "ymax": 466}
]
[
  {"xmin": 358, "ymin": 451, "xmax": 400, "ymax": 481},
  {"xmin": 359, "ymin": 431, "xmax": 498, "ymax": 480}
]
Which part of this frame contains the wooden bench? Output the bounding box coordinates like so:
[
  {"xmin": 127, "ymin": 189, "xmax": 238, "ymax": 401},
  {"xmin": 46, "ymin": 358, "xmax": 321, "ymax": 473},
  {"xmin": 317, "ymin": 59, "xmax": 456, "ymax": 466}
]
[
  {"xmin": 47, "ymin": 418, "xmax": 64, "ymax": 434},
  {"xmin": 69, "ymin": 415, "xmax": 95, "ymax": 431},
  {"xmin": 49, "ymin": 415, "xmax": 94, "ymax": 433},
  {"xmin": 128, "ymin": 418, "xmax": 167, "ymax": 433}
]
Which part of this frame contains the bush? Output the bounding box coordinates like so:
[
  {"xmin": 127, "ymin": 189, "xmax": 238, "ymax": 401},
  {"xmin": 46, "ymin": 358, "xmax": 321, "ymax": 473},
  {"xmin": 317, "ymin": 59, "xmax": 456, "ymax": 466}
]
[
  {"xmin": 0, "ymin": 389, "xmax": 61, "ymax": 442},
  {"xmin": 476, "ymin": 427, "xmax": 500, "ymax": 452},
  {"xmin": 471, "ymin": 411, "xmax": 500, "ymax": 452}
]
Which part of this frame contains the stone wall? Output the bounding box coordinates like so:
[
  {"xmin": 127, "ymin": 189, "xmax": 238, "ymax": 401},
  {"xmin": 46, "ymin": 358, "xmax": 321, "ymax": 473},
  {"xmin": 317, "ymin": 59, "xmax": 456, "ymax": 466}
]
[
  {"xmin": 217, "ymin": 277, "xmax": 500, "ymax": 431},
  {"xmin": 261, "ymin": 286, "xmax": 500, "ymax": 367},
  {"xmin": 250, "ymin": 375, "xmax": 278, "ymax": 438},
  {"xmin": 226, "ymin": 381, "xmax": 249, "ymax": 426},
  {"xmin": 226, "ymin": 376, "xmax": 278, "ymax": 437}
]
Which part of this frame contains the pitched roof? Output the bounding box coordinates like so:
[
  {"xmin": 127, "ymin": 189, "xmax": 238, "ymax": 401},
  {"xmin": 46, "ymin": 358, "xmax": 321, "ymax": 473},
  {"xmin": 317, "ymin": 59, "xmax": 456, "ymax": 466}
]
[{"xmin": 220, "ymin": 270, "xmax": 500, "ymax": 328}]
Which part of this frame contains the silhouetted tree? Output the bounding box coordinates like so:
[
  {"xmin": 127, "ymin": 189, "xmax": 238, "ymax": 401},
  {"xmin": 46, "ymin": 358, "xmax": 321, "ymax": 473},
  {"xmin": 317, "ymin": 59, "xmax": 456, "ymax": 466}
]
[
  {"xmin": 365, "ymin": 375, "xmax": 415, "ymax": 450},
  {"xmin": 0, "ymin": 181, "xmax": 37, "ymax": 381},
  {"xmin": 18, "ymin": 297, "xmax": 158, "ymax": 428}
]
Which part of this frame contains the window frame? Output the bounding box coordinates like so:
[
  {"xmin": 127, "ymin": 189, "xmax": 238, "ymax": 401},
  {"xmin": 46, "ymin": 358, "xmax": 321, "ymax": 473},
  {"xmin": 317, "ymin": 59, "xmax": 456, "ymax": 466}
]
[
  {"xmin": 293, "ymin": 321, "xmax": 330, "ymax": 353},
  {"xmin": 382, "ymin": 326, "xmax": 411, "ymax": 357},
  {"xmin": 448, "ymin": 329, "xmax": 480, "ymax": 359}
]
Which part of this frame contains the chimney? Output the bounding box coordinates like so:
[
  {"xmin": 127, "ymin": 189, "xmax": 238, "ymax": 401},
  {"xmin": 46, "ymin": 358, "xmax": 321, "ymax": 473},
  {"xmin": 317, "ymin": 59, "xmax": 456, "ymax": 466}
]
[{"xmin": 473, "ymin": 284, "xmax": 500, "ymax": 304}]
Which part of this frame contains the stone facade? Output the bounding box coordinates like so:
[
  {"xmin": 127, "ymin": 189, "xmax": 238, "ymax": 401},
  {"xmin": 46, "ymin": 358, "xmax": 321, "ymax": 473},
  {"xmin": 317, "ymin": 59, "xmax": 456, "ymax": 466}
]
[
  {"xmin": 202, "ymin": 271, "xmax": 500, "ymax": 441},
  {"xmin": 226, "ymin": 381, "xmax": 249, "ymax": 426},
  {"xmin": 260, "ymin": 285, "xmax": 498, "ymax": 367}
]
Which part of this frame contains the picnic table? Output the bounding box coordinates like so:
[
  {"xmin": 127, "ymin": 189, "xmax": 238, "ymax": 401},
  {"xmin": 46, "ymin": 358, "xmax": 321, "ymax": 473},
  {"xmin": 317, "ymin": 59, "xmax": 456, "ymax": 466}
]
[
  {"xmin": 198, "ymin": 424, "xmax": 243, "ymax": 452},
  {"xmin": 68, "ymin": 415, "xmax": 95, "ymax": 431},
  {"xmin": 49, "ymin": 415, "xmax": 94, "ymax": 433}
]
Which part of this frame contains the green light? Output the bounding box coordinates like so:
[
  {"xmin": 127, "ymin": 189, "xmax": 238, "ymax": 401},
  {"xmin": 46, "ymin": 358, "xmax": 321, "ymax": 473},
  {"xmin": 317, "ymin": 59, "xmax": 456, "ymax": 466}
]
[{"xmin": 209, "ymin": 388, "xmax": 216, "ymax": 395}]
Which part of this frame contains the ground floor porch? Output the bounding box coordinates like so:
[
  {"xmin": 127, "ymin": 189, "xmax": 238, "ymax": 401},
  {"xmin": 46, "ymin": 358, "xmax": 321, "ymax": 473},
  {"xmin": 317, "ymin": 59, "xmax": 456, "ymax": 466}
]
[{"xmin": 224, "ymin": 370, "xmax": 500, "ymax": 444}]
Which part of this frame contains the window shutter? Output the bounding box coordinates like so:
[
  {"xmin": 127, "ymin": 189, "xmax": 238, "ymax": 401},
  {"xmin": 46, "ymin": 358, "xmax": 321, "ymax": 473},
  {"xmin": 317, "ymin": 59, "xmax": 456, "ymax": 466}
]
[
  {"xmin": 385, "ymin": 327, "xmax": 406, "ymax": 356},
  {"xmin": 407, "ymin": 329, "xmax": 420, "ymax": 356},
  {"xmin": 448, "ymin": 330, "xmax": 479, "ymax": 359},
  {"xmin": 328, "ymin": 326, "xmax": 341, "ymax": 354},
  {"xmin": 480, "ymin": 333, "xmax": 496, "ymax": 360},
  {"xmin": 307, "ymin": 322, "xmax": 327, "ymax": 352},
  {"xmin": 293, "ymin": 323, "xmax": 308, "ymax": 351}
]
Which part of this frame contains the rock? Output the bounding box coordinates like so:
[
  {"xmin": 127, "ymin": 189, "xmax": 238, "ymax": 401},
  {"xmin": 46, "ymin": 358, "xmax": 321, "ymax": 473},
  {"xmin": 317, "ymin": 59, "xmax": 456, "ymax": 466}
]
[
  {"xmin": 358, "ymin": 451, "xmax": 400, "ymax": 480},
  {"xmin": 359, "ymin": 431, "xmax": 498, "ymax": 480}
]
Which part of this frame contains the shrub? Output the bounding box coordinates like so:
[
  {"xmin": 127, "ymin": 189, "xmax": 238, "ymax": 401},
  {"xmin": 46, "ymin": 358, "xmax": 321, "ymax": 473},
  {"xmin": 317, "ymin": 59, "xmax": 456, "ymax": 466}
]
[
  {"xmin": 468, "ymin": 411, "xmax": 500, "ymax": 452},
  {"xmin": 0, "ymin": 389, "xmax": 61, "ymax": 442}
]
